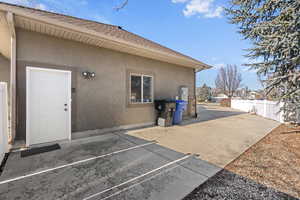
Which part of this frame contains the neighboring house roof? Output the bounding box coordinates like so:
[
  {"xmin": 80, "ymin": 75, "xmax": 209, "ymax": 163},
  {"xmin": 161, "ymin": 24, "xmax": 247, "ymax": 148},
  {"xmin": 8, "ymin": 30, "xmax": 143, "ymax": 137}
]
[
  {"xmin": 0, "ymin": 2, "xmax": 212, "ymax": 70},
  {"xmin": 216, "ymin": 93, "xmax": 228, "ymax": 98}
]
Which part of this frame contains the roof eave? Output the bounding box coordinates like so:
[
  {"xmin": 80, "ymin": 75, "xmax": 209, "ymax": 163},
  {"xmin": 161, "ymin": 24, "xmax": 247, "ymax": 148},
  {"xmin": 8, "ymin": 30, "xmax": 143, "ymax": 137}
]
[{"xmin": 0, "ymin": 3, "xmax": 211, "ymax": 70}]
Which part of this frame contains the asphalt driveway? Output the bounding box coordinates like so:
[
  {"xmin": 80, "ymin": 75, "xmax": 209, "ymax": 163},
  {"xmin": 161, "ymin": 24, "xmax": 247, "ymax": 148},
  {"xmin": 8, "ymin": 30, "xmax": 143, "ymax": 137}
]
[
  {"xmin": 128, "ymin": 103, "xmax": 280, "ymax": 167},
  {"xmin": 0, "ymin": 132, "xmax": 220, "ymax": 200}
]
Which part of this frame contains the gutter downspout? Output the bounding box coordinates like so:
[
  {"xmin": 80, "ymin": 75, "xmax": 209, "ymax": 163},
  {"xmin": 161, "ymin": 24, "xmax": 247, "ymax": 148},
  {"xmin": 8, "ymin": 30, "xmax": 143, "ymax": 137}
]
[
  {"xmin": 193, "ymin": 67, "xmax": 207, "ymax": 118},
  {"xmin": 194, "ymin": 69, "xmax": 197, "ymax": 118},
  {"xmin": 6, "ymin": 12, "xmax": 16, "ymax": 144}
]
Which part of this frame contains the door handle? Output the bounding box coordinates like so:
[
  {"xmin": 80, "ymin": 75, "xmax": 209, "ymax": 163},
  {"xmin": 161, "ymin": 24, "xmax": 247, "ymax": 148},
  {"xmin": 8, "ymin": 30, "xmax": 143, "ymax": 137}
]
[
  {"xmin": 64, "ymin": 104, "xmax": 68, "ymax": 106},
  {"xmin": 64, "ymin": 108, "xmax": 68, "ymax": 111}
]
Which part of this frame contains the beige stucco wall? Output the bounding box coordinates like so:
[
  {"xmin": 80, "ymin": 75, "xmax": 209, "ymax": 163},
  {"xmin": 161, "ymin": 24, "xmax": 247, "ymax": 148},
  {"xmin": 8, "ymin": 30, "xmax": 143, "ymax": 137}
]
[
  {"xmin": 0, "ymin": 11, "xmax": 11, "ymax": 85},
  {"xmin": 0, "ymin": 54, "xmax": 10, "ymax": 84},
  {"xmin": 16, "ymin": 28, "xmax": 195, "ymax": 139},
  {"xmin": 0, "ymin": 11, "xmax": 11, "ymax": 59}
]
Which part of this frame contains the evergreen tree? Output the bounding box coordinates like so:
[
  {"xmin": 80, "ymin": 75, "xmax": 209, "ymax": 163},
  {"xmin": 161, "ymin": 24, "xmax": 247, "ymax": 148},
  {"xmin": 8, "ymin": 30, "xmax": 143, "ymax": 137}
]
[
  {"xmin": 197, "ymin": 84, "xmax": 212, "ymax": 102},
  {"xmin": 226, "ymin": 0, "xmax": 300, "ymax": 123}
]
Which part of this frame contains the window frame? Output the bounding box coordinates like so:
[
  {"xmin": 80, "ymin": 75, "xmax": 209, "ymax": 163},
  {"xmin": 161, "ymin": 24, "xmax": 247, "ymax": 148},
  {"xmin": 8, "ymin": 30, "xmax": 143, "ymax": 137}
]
[{"xmin": 129, "ymin": 73, "xmax": 154, "ymax": 104}]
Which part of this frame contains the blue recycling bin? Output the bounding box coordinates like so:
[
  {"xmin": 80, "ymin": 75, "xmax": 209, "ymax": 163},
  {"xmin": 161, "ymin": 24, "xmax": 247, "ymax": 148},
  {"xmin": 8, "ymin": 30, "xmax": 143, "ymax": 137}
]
[{"xmin": 173, "ymin": 100, "xmax": 187, "ymax": 124}]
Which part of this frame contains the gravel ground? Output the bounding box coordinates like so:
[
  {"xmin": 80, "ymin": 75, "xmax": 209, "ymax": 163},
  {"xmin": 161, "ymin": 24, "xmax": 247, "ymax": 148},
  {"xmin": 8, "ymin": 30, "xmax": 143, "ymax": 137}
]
[
  {"xmin": 183, "ymin": 124, "xmax": 300, "ymax": 200},
  {"xmin": 226, "ymin": 124, "xmax": 300, "ymax": 198},
  {"xmin": 183, "ymin": 169, "xmax": 298, "ymax": 200}
]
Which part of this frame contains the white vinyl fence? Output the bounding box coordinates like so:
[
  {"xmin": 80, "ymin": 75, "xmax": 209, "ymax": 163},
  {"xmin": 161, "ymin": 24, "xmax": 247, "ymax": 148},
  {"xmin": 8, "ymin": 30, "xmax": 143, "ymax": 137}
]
[
  {"xmin": 231, "ymin": 99, "xmax": 284, "ymax": 123},
  {"xmin": 0, "ymin": 82, "xmax": 9, "ymax": 163}
]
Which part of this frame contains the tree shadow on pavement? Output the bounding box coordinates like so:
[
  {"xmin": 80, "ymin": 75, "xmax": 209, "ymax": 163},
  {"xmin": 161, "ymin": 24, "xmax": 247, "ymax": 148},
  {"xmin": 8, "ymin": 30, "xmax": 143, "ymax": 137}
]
[{"xmin": 181, "ymin": 109, "xmax": 245, "ymax": 126}]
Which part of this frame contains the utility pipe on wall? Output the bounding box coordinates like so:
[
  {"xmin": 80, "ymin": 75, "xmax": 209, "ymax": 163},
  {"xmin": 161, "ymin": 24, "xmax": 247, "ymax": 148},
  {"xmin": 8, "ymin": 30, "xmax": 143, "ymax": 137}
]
[
  {"xmin": 194, "ymin": 69, "xmax": 197, "ymax": 118},
  {"xmin": 6, "ymin": 12, "xmax": 16, "ymax": 143}
]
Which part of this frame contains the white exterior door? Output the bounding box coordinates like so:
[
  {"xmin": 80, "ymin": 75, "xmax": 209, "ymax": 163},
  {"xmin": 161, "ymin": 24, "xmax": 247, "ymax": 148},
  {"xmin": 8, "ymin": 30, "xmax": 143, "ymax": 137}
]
[
  {"xmin": 0, "ymin": 82, "xmax": 9, "ymax": 161},
  {"xmin": 26, "ymin": 67, "xmax": 71, "ymax": 146}
]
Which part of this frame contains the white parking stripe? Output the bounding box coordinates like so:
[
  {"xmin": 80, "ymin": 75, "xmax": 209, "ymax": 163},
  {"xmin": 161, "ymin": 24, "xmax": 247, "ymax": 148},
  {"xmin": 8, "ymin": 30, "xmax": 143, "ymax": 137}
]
[
  {"xmin": 100, "ymin": 165, "xmax": 181, "ymax": 200},
  {"xmin": 0, "ymin": 142, "xmax": 156, "ymax": 185},
  {"xmin": 83, "ymin": 154, "xmax": 192, "ymax": 200}
]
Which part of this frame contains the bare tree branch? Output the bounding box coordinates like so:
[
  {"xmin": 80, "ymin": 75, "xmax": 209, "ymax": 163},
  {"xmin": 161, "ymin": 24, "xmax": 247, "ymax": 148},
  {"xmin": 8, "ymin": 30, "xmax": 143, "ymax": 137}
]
[
  {"xmin": 114, "ymin": 0, "xmax": 128, "ymax": 11},
  {"xmin": 215, "ymin": 65, "xmax": 242, "ymax": 97}
]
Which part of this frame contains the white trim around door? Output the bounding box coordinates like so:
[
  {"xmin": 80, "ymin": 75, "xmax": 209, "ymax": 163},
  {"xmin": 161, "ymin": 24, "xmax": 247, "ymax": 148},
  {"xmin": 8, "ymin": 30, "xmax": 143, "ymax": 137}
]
[{"xmin": 26, "ymin": 67, "xmax": 72, "ymax": 146}]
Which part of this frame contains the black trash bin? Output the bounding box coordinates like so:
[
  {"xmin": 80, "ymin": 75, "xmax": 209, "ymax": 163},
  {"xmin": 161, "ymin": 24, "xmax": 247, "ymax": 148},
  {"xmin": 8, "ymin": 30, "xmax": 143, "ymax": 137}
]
[{"xmin": 154, "ymin": 100, "xmax": 176, "ymax": 127}]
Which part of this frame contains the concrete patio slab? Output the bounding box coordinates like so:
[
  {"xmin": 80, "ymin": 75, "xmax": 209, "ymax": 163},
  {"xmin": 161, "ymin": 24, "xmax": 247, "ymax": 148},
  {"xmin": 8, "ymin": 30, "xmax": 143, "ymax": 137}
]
[
  {"xmin": 0, "ymin": 132, "xmax": 221, "ymax": 200},
  {"xmin": 118, "ymin": 134, "xmax": 220, "ymax": 177},
  {"xmin": 101, "ymin": 159, "xmax": 209, "ymax": 200},
  {"xmin": 1, "ymin": 133, "xmax": 136, "ymax": 180},
  {"xmin": 127, "ymin": 104, "xmax": 280, "ymax": 168}
]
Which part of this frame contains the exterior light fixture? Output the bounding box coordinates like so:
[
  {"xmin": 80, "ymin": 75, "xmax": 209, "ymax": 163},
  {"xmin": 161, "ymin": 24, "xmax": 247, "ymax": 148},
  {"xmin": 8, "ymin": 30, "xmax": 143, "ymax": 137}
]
[
  {"xmin": 82, "ymin": 71, "xmax": 96, "ymax": 79},
  {"xmin": 90, "ymin": 72, "xmax": 96, "ymax": 78}
]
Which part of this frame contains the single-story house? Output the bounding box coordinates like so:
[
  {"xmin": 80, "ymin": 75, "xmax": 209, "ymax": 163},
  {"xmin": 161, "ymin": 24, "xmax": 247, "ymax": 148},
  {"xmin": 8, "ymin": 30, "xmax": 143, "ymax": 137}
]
[
  {"xmin": 0, "ymin": 2, "xmax": 211, "ymax": 147},
  {"xmin": 248, "ymin": 91, "xmax": 264, "ymax": 100},
  {"xmin": 211, "ymin": 93, "xmax": 229, "ymax": 103}
]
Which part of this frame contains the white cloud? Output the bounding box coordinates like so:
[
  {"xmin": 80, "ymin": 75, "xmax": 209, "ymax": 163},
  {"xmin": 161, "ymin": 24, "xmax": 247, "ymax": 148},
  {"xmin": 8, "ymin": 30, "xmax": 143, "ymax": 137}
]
[
  {"xmin": 172, "ymin": 0, "xmax": 223, "ymax": 18},
  {"xmin": 183, "ymin": 0, "xmax": 211, "ymax": 16},
  {"xmin": 203, "ymin": 6, "xmax": 223, "ymax": 18}
]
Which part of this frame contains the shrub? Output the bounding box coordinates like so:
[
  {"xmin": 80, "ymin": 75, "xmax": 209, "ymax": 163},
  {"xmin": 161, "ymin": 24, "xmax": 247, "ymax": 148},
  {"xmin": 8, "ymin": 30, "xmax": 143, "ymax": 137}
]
[{"xmin": 220, "ymin": 98, "xmax": 231, "ymax": 107}]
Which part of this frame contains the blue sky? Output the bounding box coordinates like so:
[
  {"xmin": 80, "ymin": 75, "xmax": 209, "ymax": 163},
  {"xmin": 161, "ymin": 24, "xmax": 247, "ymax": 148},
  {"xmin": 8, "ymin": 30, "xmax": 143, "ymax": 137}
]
[{"xmin": 3, "ymin": 0, "xmax": 261, "ymax": 89}]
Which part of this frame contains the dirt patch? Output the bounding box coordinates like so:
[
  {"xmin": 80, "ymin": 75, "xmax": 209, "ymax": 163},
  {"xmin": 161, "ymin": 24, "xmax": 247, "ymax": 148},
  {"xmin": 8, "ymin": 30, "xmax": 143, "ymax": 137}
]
[{"xmin": 226, "ymin": 124, "xmax": 300, "ymax": 198}]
